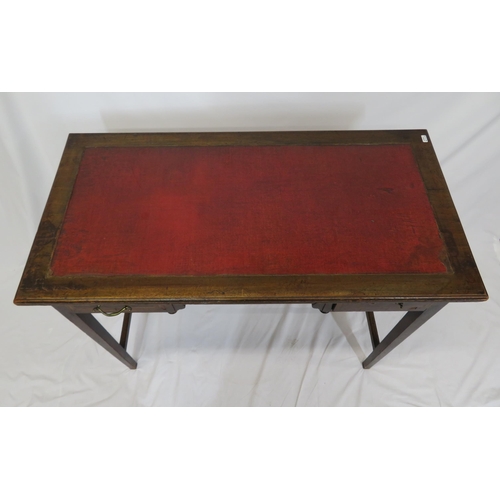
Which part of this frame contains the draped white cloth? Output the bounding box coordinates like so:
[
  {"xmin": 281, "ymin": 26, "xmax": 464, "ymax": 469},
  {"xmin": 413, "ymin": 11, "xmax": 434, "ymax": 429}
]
[{"xmin": 1, "ymin": 92, "xmax": 499, "ymax": 406}]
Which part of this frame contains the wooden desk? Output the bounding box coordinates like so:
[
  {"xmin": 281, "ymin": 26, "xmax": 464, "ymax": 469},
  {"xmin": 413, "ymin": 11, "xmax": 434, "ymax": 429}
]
[{"xmin": 14, "ymin": 131, "xmax": 488, "ymax": 369}]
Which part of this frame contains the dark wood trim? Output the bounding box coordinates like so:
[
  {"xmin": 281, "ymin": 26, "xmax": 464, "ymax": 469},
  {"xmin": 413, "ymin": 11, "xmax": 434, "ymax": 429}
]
[
  {"xmin": 57, "ymin": 130, "xmax": 434, "ymax": 149},
  {"xmin": 14, "ymin": 273, "xmax": 487, "ymax": 305},
  {"xmin": 19, "ymin": 299, "xmax": 465, "ymax": 312},
  {"xmin": 410, "ymin": 134, "xmax": 484, "ymax": 290}
]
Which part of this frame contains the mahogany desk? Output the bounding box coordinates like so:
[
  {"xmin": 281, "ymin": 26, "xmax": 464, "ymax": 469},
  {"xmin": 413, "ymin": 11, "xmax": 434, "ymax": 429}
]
[{"xmin": 14, "ymin": 131, "xmax": 488, "ymax": 369}]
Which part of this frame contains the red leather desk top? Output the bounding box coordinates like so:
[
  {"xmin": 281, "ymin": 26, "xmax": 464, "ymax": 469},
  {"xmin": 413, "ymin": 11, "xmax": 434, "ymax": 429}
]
[{"xmin": 51, "ymin": 143, "xmax": 447, "ymax": 276}]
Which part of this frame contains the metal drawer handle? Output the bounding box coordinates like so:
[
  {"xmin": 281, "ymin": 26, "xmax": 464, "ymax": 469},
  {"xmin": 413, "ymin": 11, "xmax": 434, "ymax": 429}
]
[{"xmin": 93, "ymin": 305, "xmax": 131, "ymax": 317}]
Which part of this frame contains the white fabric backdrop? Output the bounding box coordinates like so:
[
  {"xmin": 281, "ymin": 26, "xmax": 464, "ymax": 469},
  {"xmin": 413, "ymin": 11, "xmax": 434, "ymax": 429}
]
[{"xmin": 1, "ymin": 92, "xmax": 499, "ymax": 406}]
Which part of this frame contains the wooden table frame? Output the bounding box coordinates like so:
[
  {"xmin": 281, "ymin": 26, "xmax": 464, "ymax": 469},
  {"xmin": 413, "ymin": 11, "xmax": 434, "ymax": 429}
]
[{"xmin": 14, "ymin": 131, "xmax": 488, "ymax": 369}]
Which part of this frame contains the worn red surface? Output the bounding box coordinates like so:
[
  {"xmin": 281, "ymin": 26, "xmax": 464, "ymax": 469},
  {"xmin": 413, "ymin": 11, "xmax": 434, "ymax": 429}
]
[{"xmin": 51, "ymin": 144, "xmax": 447, "ymax": 276}]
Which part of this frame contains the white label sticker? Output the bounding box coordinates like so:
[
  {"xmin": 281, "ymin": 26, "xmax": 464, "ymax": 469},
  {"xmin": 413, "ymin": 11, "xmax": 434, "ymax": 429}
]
[{"xmin": 421, "ymin": 135, "xmax": 428, "ymax": 142}]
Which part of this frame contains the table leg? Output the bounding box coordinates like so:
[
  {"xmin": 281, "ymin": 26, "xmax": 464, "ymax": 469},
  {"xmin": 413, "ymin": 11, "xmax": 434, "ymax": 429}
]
[
  {"xmin": 365, "ymin": 311, "xmax": 380, "ymax": 349},
  {"xmin": 362, "ymin": 303, "xmax": 447, "ymax": 369},
  {"xmin": 53, "ymin": 305, "xmax": 137, "ymax": 369},
  {"xmin": 120, "ymin": 311, "xmax": 132, "ymax": 350}
]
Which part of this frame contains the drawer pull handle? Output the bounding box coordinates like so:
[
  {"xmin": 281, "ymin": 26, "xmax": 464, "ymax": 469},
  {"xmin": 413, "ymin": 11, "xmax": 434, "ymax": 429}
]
[{"xmin": 93, "ymin": 305, "xmax": 131, "ymax": 317}]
